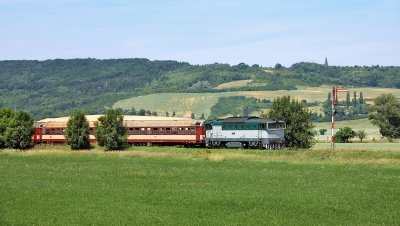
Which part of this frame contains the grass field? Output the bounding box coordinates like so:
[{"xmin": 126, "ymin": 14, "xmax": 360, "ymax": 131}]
[
  {"xmin": 313, "ymin": 118, "xmax": 384, "ymax": 141},
  {"xmin": 1, "ymin": 146, "xmax": 400, "ymax": 225},
  {"xmin": 113, "ymin": 86, "xmax": 400, "ymax": 118}
]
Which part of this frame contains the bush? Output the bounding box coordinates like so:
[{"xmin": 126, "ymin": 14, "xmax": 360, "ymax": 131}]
[
  {"xmin": 319, "ymin": 128, "xmax": 327, "ymax": 135},
  {"xmin": 335, "ymin": 127, "xmax": 356, "ymax": 143}
]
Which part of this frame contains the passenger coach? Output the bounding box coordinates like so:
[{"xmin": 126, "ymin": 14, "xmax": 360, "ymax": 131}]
[{"xmin": 125, "ymin": 119, "xmax": 205, "ymax": 147}]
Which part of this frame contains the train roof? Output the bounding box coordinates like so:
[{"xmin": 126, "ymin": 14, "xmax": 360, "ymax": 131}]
[
  {"xmin": 35, "ymin": 115, "xmax": 204, "ymax": 128},
  {"xmin": 38, "ymin": 115, "xmax": 192, "ymax": 123},
  {"xmin": 204, "ymin": 117, "xmax": 284, "ymax": 125}
]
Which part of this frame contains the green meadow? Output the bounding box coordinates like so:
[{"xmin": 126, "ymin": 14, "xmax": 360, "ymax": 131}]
[
  {"xmin": 1, "ymin": 146, "xmax": 400, "ymax": 225},
  {"xmin": 313, "ymin": 118, "xmax": 383, "ymax": 141}
]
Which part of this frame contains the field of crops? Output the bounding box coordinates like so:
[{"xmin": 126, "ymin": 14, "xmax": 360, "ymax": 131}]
[
  {"xmin": 113, "ymin": 86, "xmax": 400, "ymax": 118},
  {"xmin": 1, "ymin": 146, "xmax": 399, "ymax": 225}
]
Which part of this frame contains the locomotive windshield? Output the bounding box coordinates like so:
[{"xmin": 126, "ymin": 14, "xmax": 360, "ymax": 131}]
[{"xmin": 267, "ymin": 122, "xmax": 286, "ymax": 130}]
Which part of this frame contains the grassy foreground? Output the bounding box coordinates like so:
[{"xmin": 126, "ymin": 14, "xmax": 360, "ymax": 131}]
[{"xmin": 1, "ymin": 146, "xmax": 400, "ymax": 225}]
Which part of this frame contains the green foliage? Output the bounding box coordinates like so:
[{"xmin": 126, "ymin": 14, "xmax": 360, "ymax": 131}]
[
  {"xmin": 356, "ymin": 130, "xmax": 367, "ymax": 142},
  {"xmin": 318, "ymin": 90, "xmax": 370, "ymax": 122},
  {"xmin": 335, "ymin": 127, "xmax": 356, "ymax": 143},
  {"xmin": 261, "ymin": 95, "xmax": 316, "ymax": 149},
  {"xmin": 319, "ymin": 128, "xmax": 327, "ymax": 135},
  {"xmin": 1, "ymin": 59, "xmax": 399, "ymax": 120},
  {"xmin": 0, "ymin": 107, "xmax": 35, "ymax": 149},
  {"xmin": 0, "ymin": 107, "xmax": 15, "ymax": 148},
  {"xmin": 368, "ymin": 93, "xmax": 400, "ymax": 138},
  {"xmin": 208, "ymin": 96, "xmax": 272, "ymax": 119},
  {"xmin": 64, "ymin": 110, "xmax": 91, "ymax": 150},
  {"xmin": 94, "ymin": 109, "xmax": 127, "ymax": 150}
]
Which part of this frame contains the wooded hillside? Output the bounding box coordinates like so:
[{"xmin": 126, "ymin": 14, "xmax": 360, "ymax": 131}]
[{"xmin": 1, "ymin": 58, "xmax": 399, "ymax": 119}]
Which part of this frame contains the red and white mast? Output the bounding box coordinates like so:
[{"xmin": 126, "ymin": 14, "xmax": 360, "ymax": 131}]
[{"xmin": 331, "ymin": 86, "xmax": 347, "ymax": 148}]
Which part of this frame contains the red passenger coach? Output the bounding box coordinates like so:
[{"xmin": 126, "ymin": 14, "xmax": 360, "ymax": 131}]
[
  {"xmin": 32, "ymin": 115, "xmax": 206, "ymax": 147},
  {"xmin": 125, "ymin": 119, "xmax": 205, "ymax": 147},
  {"xmin": 32, "ymin": 121, "xmax": 97, "ymax": 143}
]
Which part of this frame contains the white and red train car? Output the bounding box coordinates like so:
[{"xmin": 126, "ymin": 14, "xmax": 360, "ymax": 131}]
[{"xmin": 32, "ymin": 115, "xmax": 206, "ymax": 147}]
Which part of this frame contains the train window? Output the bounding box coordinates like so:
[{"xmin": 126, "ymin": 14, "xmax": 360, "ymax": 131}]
[
  {"xmin": 89, "ymin": 128, "xmax": 94, "ymax": 135},
  {"xmin": 129, "ymin": 128, "xmax": 133, "ymax": 135},
  {"xmin": 147, "ymin": 128, "xmax": 151, "ymax": 135},
  {"xmin": 166, "ymin": 128, "xmax": 171, "ymax": 135},
  {"xmin": 51, "ymin": 128, "xmax": 55, "ymax": 135},
  {"xmin": 62, "ymin": 129, "xmax": 65, "ymax": 135},
  {"xmin": 185, "ymin": 128, "xmax": 190, "ymax": 135},
  {"xmin": 135, "ymin": 128, "xmax": 139, "ymax": 134},
  {"xmin": 141, "ymin": 128, "xmax": 146, "ymax": 134},
  {"xmin": 205, "ymin": 124, "xmax": 212, "ymax": 130},
  {"xmin": 57, "ymin": 128, "xmax": 60, "ymax": 135},
  {"xmin": 160, "ymin": 128, "xmax": 164, "ymax": 134},
  {"xmin": 191, "ymin": 128, "xmax": 195, "ymax": 134},
  {"xmin": 172, "ymin": 127, "xmax": 177, "ymax": 134},
  {"xmin": 154, "ymin": 128, "xmax": 158, "ymax": 134},
  {"xmin": 222, "ymin": 125, "xmax": 226, "ymax": 130},
  {"xmin": 268, "ymin": 123, "xmax": 277, "ymax": 129},
  {"xmin": 46, "ymin": 129, "xmax": 50, "ymax": 134}
]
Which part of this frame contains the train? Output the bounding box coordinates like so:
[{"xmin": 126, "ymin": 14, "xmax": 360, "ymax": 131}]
[{"xmin": 32, "ymin": 115, "xmax": 286, "ymax": 149}]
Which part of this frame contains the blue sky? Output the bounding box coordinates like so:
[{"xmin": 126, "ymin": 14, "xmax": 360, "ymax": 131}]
[{"xmin": 1, "ymin": 0, "xmax": 399, "ymax": 67}]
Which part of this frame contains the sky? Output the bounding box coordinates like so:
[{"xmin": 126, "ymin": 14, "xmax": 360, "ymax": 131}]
[{"xmin": 0, "ymin": 0, "xmax": 399, "ymax": 67}]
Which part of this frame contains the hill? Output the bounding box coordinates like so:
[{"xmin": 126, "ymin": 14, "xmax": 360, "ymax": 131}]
[
  {"xmin": 113, "ymin": 86, "xmax": 400, "ymax": 119},
  {"xmin": 1, "ymin": 58, "xmax": 400, "ymax": 119}
]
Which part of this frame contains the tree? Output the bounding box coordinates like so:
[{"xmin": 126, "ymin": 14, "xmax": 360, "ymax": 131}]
[
  {"xmin": 165, "ymin": 111, "xmax": 169, "ymax": 117},
  {"xmin": 356, "ymin": 130, "xmax": 367, "ymax": 142},
  {"xmin": 130, "ymin": 107, "xmax": 136, "ymax": 115},
  {"xmin": 274, "ymin": 63, "xmax": 282, "ymax": 70},
  {"xmin": 64, "ymin": 110, "xmax": 90, "ymax": 150},
  {"xmin": 368, "ymin": 93, "xmax": 400, "ymax": 138},
  {"xmin": 323, "ymin": 92, "xmax": 332, "ymax": 117},
  {"xmin": 359, "ymin": 92, "xmax": 364, "ymax": 105},
  {"xmin": 319, "ymin": 128, "xmax": 327, "ymax": 135},
  {"xmin": 346, "ymin": 91, "xmax": 351, "ymax": 107},
  {"xmin": 0, "ymin": 107, "xmax": 15, "ymax": 148},
  {"xmin": 261, "ymin": 95, "xmax": 316, "ymax": 149},
  {"xmin": 200, "ymin": 113, "xmax": 205, "ymax": 120},
  {"xmin": 138, "ymin": 109, "xmax": 146, "ymax": 116},
  {"xmin": 94, "ymin": 109, "xmax": 128, "ymax": 150},
  {"xmin": 2, "ymin": 109, "xmax": 35, "ymax": 150},
  {"xmin": 172, "ymin": 111, "xmax": 176, "ymax": 117},
  {"xmin": 191, "ymin": 113, "xmax": 195, "ymax": 119},
  {"xmin": 353, "ymin": 91, "xmax": 357, "ymax": 107},
  {"xmin": 334, "ymin": 127, "xmax": 356, "ymax": 143}
]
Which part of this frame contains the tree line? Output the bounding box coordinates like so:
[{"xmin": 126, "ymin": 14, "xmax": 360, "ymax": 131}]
[
  {"xmin": 1, "ymin": 93, "xmax": 399, "ymax": 151},
  {"xmin": 1, "ymin": 59, "xmax": 400, "ymax": 120}
]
